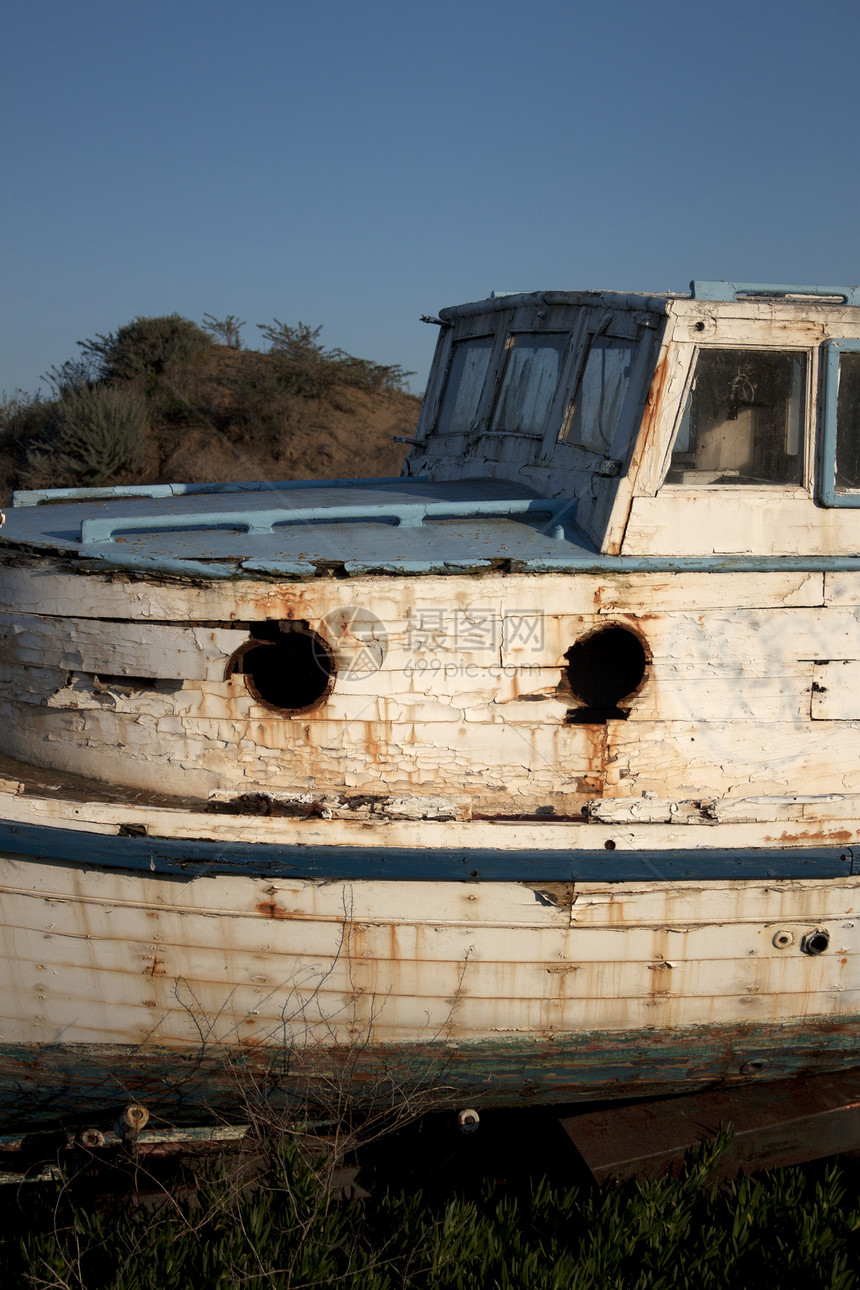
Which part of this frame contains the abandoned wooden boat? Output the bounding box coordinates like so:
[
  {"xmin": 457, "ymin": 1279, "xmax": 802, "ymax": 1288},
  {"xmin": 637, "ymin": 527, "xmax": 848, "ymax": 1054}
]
[{"xmin": 1, "ymin": 280, "xmax": 859, "ymax": 1127}]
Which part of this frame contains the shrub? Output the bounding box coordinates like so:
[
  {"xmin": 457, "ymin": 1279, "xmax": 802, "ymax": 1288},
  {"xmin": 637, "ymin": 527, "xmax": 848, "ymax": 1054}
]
[
  {"xmin": 257, "ymin": 319, "xmax": 414, "ymax": 397},
  {"xmin": 0, "ymin": 390, "xmax": 52, "ymax": 500},
  {"xmin": 6, "ymin": 1131, "xmax": 860, "ymax": 1290},
  {"xmin": 79, "ymin": 314, "xmax": 212, "ymax": 382},
  {"xmin": 42, "ymin": 354, "xmax": 100, "ymax": 396},
  {"xmin": 202, "ymin": 313, "xmax": 245, "ymax": 349},
  {"xmin": 25, "ymin": 384, "xmax": 150, "ymax": 488}
]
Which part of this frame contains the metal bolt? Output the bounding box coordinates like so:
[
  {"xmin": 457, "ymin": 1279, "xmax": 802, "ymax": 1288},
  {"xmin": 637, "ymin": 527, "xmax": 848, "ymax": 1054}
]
[
  {"xmin": 76, "ymin": 1128, "xmax": 106, "ymax": 1149},
  {"xmin": 457, "ymin": 1108, "xmax": 480, "ymax": 1134},
  {"xmin": 114, "ymin": 1103, "xmax": 150, "ymax": 1143}
]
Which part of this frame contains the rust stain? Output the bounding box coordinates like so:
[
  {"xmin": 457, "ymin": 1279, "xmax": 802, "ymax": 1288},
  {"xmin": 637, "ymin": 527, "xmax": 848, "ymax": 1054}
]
[
  {"xmin": 579, "ymin": 722, "xmax": 608, "ymax": 795},
  {"xmin": 256, "ymin": 900, "xmax": 289, "ymax": 920},
  {"xmin": 605, "ymin": 897, "xmax": 627, "ymax": 926},
  {"xmin": 248, "ymin": 588, "xmax": 310, "ymax": 620},
  {"xmin": 362, "ymin": 719, "xmax": 383, "ymax": 764},
  {"xmin": 638, "ymin": 350, "xmax": 670, "ymax": 461},
  {"xmin": 769, "ymin": 829, "xmax": 853, "ymax": 844},
  {"xmin": 603, "ymin": 348, "xmax": 670, "ymax": 557},
  {"xmin": 648, "ymin": 931, "xmax": 676, "ymax": 1003}
]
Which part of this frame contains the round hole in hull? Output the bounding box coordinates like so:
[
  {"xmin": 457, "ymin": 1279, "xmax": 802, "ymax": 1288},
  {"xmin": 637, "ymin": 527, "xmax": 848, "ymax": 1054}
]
[
  {"xmin": 801, "ymin": 929, "xmax": 830, "ymax": 957},
  {"xmin": 228, "ymin": 626, "xmax": 335, "ymax": 714},
  {"xmin": 564, "ymin": 625, "xmax": 647, "ymax": 720}
]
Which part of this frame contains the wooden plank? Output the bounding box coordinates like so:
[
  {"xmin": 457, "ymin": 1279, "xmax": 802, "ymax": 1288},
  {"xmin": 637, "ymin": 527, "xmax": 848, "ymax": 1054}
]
[
  {"xmin": 4, "ymin": 869, "xmax": 854, "ymax": 967},
  {"xmin": 561, "ymin": 1070, "xmax": 860, "ymax": 1182},
  {"xmin": 0, "ymin": 810, "xmax": 855, "ymax": 886},
  {"xmin": 4, "ymin": 781, "xmax": 860, "ymax": 853},
  {"xmin": 0, "ymin": 564, "xmax": 828, "ymax": 625},
  {"xmin": 811, "ymin": 661, "xmax": 860, "ymax": 719},
  {"xmin": 5, "ymin": 675, "xmax": 860, "ymax": 807},
  {"xmin": 0, "ymin": 1012, "xmax": 857, "ymax": 1125},
  {"xmin": 0, "ymin": 853, "xmax": 857, "ymax": 1042},
  {"xmin": 623, "ymin": 493, "xmax": 860, "ymax": 558},
  {"xmin": 0, "ymin": 613, "xmax": 246, "ymax": 680},
  {"xmin": 824, "ymin": 571, "xmax": 860, "ymax": 606},
  {"xmin": 5, "ymin": 932, "xmax": 854, "ymax": 1009}
]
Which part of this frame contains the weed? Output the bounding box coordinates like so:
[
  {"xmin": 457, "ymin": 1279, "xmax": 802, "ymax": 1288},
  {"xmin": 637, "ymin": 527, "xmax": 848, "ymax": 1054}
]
[
  {"xmin": 24, "ymin": 384, "xmax": 149, "ymax": 488},
  {"xmin": 6, "ymin": 1130, "xmax": 860, "ymax": 1289}
]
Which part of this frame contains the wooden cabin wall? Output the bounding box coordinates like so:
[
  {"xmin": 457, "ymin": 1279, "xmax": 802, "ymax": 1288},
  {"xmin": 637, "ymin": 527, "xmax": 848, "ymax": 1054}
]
[
  {"xmin": 410, "ymin": 295, "xmax": 860, "ymax": 558},
  {"xmin": 622, "ymin": 299, "xmax": 860, "ymax": 557}
]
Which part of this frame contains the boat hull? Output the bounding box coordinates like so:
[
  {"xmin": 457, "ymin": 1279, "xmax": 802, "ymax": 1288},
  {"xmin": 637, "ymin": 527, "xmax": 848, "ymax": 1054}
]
[
  {"xmin": 1, "ymin": 826, "xmax": 857, "ymax": 1127},
  {"xmin": 1, "ymin": 1018, "xmax": 857, "ymax": 1130}
]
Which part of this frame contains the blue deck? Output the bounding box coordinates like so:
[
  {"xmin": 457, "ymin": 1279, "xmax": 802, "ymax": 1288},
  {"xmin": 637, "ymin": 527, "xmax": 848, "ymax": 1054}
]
[
  {"xmin": 6, "ymin": 475, "xmax": 860, "ymax": 576},
  {"xmin": 4, "ymin": 477, "xmax": 592, "ymax": 576}
]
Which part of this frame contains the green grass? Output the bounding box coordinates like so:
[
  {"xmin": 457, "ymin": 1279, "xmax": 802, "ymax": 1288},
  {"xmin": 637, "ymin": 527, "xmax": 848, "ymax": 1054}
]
[{"xmin": 3, "ymin": 1132, "xmax": 859, "ymax": 1290}]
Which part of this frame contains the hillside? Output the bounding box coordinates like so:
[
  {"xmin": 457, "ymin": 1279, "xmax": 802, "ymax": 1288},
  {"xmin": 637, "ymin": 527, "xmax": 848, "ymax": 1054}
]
[{"xmin": 0, "ymin": 314, "xmax": 422, "ymax": 504}]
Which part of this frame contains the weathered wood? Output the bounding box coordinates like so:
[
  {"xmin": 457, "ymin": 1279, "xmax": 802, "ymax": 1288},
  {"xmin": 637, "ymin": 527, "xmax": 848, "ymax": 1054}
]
[
  {"xmin": 622, "ymin": 493, "xmax": 860, "ymax": 558},
  {"xmin": 811, "ymin": 661, "xmax": 860, "ymax": 718},
  {"xmin": 0, "ymin": 612, "xmax": 246, "ymax": 680},
  {"xmin": 0, "ymin": 852, "xmax": 855, "ymax": 1052},
  {"xmin": 3, "ymin": 783, "xmax": 859, "ymax": 850}
]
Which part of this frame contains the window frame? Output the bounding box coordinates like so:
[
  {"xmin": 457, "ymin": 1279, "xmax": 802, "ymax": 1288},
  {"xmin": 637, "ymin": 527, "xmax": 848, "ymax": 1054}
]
[{"xmin": 819, "ymin": 338, "xmax": 860, "ymax": 507}]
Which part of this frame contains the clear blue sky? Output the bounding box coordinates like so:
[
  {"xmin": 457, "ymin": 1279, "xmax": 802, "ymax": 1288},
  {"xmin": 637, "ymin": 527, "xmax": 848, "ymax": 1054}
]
[{"xmin": 2, "ymin": 0, "xmax": 858, "ymax": 398}]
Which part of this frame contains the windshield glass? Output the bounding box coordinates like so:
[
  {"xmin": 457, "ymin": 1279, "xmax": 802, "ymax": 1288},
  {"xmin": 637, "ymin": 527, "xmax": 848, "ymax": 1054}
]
[
  {"xmin": 667, "ymin": 349, "xmax": 805, "ymax": 485},
  {"xmin": 436, "ymin": 336, "xmax": 494, "ymax": 434},
  {"xmin": 835, "ymin": 351, "xmax": 860, "ymax": 489},
  {"xmin": 562, "ymin": 336, "xmax": 638, "ymax": 452},
  {"xmin": 490, "ymin": 333, "xmax": 568, "ymax": 436}
]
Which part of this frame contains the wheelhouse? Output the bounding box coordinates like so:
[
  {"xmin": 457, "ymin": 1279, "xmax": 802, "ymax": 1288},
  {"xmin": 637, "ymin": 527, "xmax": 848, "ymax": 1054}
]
[{"xmin": 407, "ymin": 281, "xmax": 860, "ymax": 557}]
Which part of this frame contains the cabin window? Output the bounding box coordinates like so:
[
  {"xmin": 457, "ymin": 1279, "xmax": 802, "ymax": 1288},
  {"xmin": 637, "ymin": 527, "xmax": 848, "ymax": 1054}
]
[
  {"xmin": 666, "ymin": 348, "xmax": 805, "ymax": 486},
  {"xmin": 820, "ymin": 340, "xmax": 860, "ymax": 505},
  {"xmin": 561, "ymin": 336, "xmax": 639, "ymax": 452},
  {"xmin": 436, "ymin": 335, "xmax": 494, "ymax": 434},
  {"xmin": 490, "ymin": 333, "xmax": 568, "ymax": 436}
]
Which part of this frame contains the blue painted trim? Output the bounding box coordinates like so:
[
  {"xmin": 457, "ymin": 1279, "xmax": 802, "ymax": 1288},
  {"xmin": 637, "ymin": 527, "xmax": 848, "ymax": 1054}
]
[
  {"xmin": 506, "ymin": 554, "xmax": 860, "ymax": 573},
  {"xmin": 12, "ymin": 477, "xmax": 418, "ymax": 509},
  {"xmin": 691, "ymin": 281, "xmax": 860, "ymax": 305},
  {"xmin": 88, "ymin": 554, "xmax": 243, "ymax": 578},
  {"xmin": 820, "ymin": 339, "xmax": 860, "ymax": 508},
  {"xmin": 0, "ymin": 819, "xmax": 854, "ymax": 883},
  {"xmin": 31, "ymin": 549, "xmax": 860, "ymax": 579}
]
